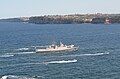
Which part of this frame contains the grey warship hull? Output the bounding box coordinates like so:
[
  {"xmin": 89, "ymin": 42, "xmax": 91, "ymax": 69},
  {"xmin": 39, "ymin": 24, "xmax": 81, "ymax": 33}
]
[{"xmin": 35, "ymin": 42, "xmax": 79, "ymax": 53}]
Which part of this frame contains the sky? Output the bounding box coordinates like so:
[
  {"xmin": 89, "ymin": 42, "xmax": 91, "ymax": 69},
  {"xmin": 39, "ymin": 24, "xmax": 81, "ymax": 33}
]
[{"xmin": 0, "ymin": 0, "xmax": 120, "ymax": 18}]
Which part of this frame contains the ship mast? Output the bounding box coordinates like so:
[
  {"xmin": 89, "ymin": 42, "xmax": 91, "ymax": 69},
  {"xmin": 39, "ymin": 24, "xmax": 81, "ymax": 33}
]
[{"xmin": 60, "ymin": 42, "xmax": 64, "ymax": 47}]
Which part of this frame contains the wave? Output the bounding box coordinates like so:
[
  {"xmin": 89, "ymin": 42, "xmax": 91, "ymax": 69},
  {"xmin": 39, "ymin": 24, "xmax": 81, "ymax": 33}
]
[
  {"xmin": 0, "ymin": 55, "xmax": 14, "ymax": 58},
  {"xmin": 6, "ymin": 52, "xmax": 35, "ymax": 55},
  {"xmin": 0, "ymin": 63, "xmax": 42, "ymax": 68},
  {"xmin": 44, "ymin": 59, "xmax": 77, "ymax": 64},
  {"xmin": 1, "ymin": 75, "xmax": 37, "ymax": 79},
  {"xmin": 60, "ymin": 52, "xmax": 110, "ymax": 57}
]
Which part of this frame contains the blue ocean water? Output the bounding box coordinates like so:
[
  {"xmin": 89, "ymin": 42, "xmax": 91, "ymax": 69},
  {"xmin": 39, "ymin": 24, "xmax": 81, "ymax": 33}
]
[{"xmin": 0, "ymin": 22, "xmax": 120, "ymax": 79}]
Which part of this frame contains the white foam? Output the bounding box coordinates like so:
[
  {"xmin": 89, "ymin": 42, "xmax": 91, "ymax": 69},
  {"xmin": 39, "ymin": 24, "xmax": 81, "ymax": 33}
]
[
  {"xmin": 1, "ymin": 75, "xmax": 37, "ymax": 79},
  {"xmin": 1, "ymin": 75, "xmax": 8, "ymax": 79},
  {"xmin": 44, "ymin": 59, "xmax": 77, "ymax": 64},
  {"xmin": 0, "ymin": 55, "xmax": 14, "ymax": 58}
]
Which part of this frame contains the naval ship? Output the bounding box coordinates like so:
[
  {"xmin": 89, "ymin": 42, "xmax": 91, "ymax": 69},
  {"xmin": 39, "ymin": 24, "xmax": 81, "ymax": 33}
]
[{"xmin": 35, "ymin": 42, "xmax": 78, "ymax": 53}]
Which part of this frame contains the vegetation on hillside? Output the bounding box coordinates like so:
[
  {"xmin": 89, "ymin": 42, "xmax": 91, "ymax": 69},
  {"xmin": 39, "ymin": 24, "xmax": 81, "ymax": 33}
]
[{"xmin": 0, "ymin": 14, "xmax": 120, "ymax": 24}]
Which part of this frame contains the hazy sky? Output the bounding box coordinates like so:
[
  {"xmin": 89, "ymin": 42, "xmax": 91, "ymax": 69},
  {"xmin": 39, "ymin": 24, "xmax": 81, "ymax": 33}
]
[{"xmin": 0, "ymin": 0, "xmax": 120, "ymax": 18}]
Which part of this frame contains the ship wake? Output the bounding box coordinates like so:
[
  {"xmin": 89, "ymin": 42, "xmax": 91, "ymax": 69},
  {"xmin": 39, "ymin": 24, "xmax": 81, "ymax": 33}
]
[
  {"xmin": 0, "ymin": 59, "xmax": 77, "ymax": 68},
  {"xmin": 6, "ymin": 52, "xmax": 35, "ymax": 55},
  {"xmin": 60, "ymin": 52, "xmax": 110, "ymax": 57},
  {"xmin": 44, "ymin": 59, "xmax": 77, "ymax": 64},
  {"xmin": 0, "ymin": 54, "xmax": 14, "ymax": 58}
]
